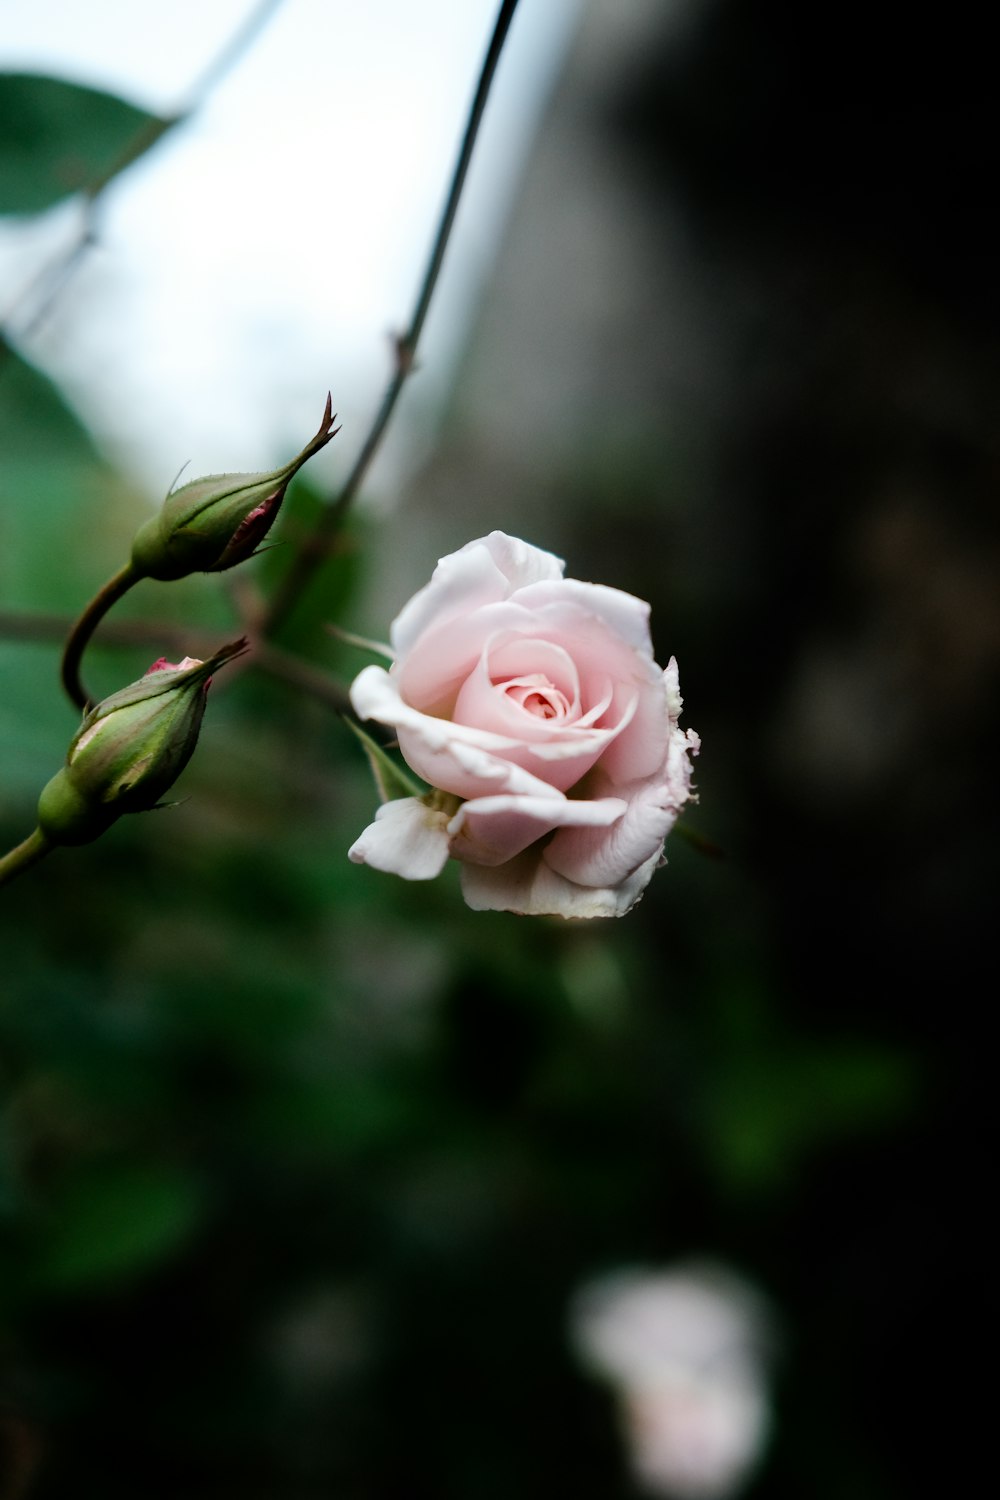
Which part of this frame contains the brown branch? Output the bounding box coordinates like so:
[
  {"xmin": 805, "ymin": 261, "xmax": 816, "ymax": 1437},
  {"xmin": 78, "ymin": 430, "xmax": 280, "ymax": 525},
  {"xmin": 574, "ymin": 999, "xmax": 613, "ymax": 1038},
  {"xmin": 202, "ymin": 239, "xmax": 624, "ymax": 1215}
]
[{"xmin": 0, "ymin": 606, "xmax": 191, "ymax": 651}]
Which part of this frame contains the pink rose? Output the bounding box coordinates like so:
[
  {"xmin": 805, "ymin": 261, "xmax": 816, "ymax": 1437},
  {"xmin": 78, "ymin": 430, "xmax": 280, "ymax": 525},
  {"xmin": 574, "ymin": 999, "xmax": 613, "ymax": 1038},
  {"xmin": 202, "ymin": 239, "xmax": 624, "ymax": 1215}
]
[{"xmin": 348, "ymin": 532, "xmax": 699, "ymax": 918}]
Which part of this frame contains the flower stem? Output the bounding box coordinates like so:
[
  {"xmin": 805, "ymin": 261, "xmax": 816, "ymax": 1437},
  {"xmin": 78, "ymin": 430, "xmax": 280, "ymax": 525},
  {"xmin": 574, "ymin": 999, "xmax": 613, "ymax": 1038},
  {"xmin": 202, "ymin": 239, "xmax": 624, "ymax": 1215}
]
[
  {"xmin": 61, "ymin": 561, "xmax": 142, "ymax": 711},
  {"xmin": 261, "ymin": 0, "xmax": 521, "ymax": 636},
  {"xmin": 0, "ymin": 828, "xmax": 53, "ymax": 889}
]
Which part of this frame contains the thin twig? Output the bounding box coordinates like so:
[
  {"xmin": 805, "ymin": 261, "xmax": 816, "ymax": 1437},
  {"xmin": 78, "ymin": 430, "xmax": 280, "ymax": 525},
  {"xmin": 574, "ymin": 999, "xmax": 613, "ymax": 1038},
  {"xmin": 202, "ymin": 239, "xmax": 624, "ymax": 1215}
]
[
  {"xmin": 0, "ymin": 222, "xmax": 99, "ymax": 343},
  {"xmin": 182, "ymin": 0, "xmax": 285, "ymax": 106},
  {"xmin": 0, "ymin": 608, "xmax": 200, "ymax": 653},
  {"xmin": 261, "ymin": 0, "xmax": 521, "ymax": 636},
  {"xmin": 1, "ymin": 606, "xmax": 354, "ymax": 716}
]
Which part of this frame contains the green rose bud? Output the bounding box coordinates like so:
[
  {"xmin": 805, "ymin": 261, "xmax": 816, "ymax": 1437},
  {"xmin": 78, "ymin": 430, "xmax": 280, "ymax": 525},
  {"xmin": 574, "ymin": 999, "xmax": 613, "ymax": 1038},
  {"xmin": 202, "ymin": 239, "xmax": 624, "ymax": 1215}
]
[
  {"xmin": 37, "ymin": 640, "xmax": 246, "ymax": 846},
  {"xmin": 130, "ymin": 396, "xmax": 339, "ymax": 581}
]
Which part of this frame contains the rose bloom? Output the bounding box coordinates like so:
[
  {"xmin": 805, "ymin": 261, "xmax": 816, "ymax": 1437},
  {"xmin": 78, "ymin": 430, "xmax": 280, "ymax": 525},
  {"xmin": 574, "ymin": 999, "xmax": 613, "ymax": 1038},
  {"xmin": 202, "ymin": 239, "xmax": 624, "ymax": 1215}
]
[{"xmin": 348, "ymin": 532, "xmax": 699, "ymax": 918}]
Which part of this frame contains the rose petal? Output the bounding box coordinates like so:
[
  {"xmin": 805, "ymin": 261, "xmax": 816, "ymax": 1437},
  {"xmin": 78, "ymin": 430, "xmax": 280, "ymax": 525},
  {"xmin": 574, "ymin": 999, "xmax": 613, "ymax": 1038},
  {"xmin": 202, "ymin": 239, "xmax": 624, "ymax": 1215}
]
[
  {"xmin": 449, "ymin": 792, "xmax": 627, "ymax": 868},
  {"xmin": 447, "ymin": 634, "xmax": 627, "ymax": 791},
  {"xmin": 390, "ymin": 532, "xmax": 564, "ymax": 659},
  {"xmin": 396, "ymin": 600, "xmax": 576, "ymax": 717},
  {"xmin": 545, "ymin": 724, "xmax": 699, "ymax": 887},
  {"xmin": 498, "ymin": 596, "xmax": 671, "ymax": 784},
  {"xmin": 452, "ymin": 638, "xmax": 580, "ymax": 737},
  {"xmin": 348, "ymin": 797, "xmax": 451, "ymax": 880},
  {"xmin": 460, "ymin": 845, "xmax": 662, "ymax": 918},
  {"xmin": 400, "ymin": 594, "xmax": 666, "ymax": 784},
  {"xmin": 352, "ymin": 664, "xmax": 589, "ymax": 801},
  {"xmin": 513, "ymin": 578, "xmax": 656, "ymax": 660},
  {"xmin": 478, "ymin": 531, "xmax": 566, "ymax": 591},
  {"xmin": 663, "ymin": 655, "xmax": 684, "ymax": 720},
  {"xmin": 396, "ymin": 587, "xmax": 649, "ymax": 723}
]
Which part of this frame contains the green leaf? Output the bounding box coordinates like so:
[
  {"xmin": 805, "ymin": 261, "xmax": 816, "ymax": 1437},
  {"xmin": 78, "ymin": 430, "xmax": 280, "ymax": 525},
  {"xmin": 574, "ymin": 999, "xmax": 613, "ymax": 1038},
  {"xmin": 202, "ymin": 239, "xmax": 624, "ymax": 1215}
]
[
  {"xmin": 30, "ymin": 1162, "xmax": 205, "ymax": 1291},
  {"xmin": 0, "ymin": 335, "xmax": 98, "ymax": 463},
  {"xmin": 344, "ymin": 716, "xmax": 424, "ymax": 802},
  {"xmin": 0, "ymin": 72, "xmax": 173, "ymax": 213},
  {"xmin": 0, "ymin": 343, "xmax": 150, "ymax": 801}
]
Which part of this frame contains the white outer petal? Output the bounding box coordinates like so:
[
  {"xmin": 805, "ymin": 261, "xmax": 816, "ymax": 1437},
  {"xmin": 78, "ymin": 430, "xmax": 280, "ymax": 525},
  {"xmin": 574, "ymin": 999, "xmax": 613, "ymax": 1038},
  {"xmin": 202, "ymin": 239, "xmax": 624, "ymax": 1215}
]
[
  {"xmin": 390, "ymin": 532, "xmax": 565, "ymax": 658},
  {"xmin": 663, "ymin": 654, "xmax": 684, "ymax": 720},
  {"xmin": 545, "ymin": 723, "xmax": 700, "ymax": 888},
  {"xmin": 348, "ymin": 797, "xmax": 450, "ymax": 880},
  {"xmin": 512, "ymin": 578, "xmax": 655, "ymax": 659},
  {"xmin": 460, "ymin": 846, "xmax": 661, "ymax": 918},
  {"xmin": 477, "ymin": 531, "xmax": 566, "ymax": 591}
]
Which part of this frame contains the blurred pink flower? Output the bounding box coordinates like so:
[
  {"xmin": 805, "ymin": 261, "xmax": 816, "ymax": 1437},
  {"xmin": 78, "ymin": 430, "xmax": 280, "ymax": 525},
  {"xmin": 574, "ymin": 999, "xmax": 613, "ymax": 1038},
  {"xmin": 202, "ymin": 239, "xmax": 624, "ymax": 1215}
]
[{"xmin": 571, "ymin": 1266, "xmax": 774, "ymax": 1499}]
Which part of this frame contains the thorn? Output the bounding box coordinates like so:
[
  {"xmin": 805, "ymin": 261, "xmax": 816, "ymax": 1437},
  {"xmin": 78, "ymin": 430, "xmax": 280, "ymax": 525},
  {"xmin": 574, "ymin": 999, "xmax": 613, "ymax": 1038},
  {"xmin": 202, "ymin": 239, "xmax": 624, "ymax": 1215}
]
[{"xmin": 392, "ymin": 332, "xmax": 418, "ymax": 376}]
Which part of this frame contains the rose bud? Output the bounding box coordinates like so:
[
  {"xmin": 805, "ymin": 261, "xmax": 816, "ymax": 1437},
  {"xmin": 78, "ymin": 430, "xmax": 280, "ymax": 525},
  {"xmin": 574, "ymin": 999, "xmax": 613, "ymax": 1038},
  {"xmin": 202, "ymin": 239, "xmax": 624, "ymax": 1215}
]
[
  {"xmin": 37, "ymin": 640, "xmax": 246, "ymax": 846},
  {"xmin": 129, "ymin": 395, "xmax": 339, "ymax": 581}
]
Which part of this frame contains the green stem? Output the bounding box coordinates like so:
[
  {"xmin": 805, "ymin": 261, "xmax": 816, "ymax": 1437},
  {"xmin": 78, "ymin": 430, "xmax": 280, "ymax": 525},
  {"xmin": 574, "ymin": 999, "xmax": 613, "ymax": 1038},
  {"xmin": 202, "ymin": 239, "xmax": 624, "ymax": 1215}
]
[
  {"xmin": 61, "ymin": 561, "xmax": 142, "ymax": 711},
  {"xmin": 0, "ymin": 828, "xmax": 54, "ymax": 889},
  {"xmin": 262, "ymin": 0, "xmax": 521, "ymax": 636}
]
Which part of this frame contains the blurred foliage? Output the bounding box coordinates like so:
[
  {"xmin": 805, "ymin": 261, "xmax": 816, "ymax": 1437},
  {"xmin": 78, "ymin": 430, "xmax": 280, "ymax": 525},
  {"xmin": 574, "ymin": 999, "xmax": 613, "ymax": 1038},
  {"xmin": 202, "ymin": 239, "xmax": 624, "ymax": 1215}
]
[
  {"xmin": 1, "ymin": 13, "xmax": 986, "ymax": 1500},
  {"xmin": 0, "ymin": 73, "xmax": 168, "ymax": 212},
  {"xmin": 0, "ymin": 344, "xmax": 137, "ymax": 801}
]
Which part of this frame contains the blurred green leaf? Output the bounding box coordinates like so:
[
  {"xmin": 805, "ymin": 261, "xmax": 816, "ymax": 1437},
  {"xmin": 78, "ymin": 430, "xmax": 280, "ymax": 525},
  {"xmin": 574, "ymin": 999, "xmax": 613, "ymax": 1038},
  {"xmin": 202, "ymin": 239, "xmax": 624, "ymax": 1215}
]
[
  {"xmin": 0, "ymin": 343, "xmax": 143, "ymax": 802},
  {"xmin": 0, "ymin": 72, "xmax": 171, "ymax": 212},
  {"xmin": 0, "ymin": 339, "xmax": 134, "ymax": 606},
  {"xmin": 256, "ymin": 480, "xmax": 366, "ymax": 660},
  {"xmin": 701, "ymin": 1037, "xmax": 919, "ymax": 1194},
  {"xmin": 30, "ymin": 1161, "xmax": 205, "ymax": 1291}
]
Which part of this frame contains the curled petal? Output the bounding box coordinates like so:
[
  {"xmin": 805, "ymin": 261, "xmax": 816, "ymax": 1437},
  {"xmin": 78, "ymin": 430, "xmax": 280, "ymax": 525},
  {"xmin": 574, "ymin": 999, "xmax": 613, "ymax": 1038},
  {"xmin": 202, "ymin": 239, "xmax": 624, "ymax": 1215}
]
[
  {"xmin": 447, "ymin": 635, "xmax": 630, "ymax": 791},
  {"xmin": 663, "ymin": 654, "xmax": 684, "ymax": 721},
  {"xmin": 391, "ymin": 532, "xmax": 564, "ymax": 659},
  {"xmin": 546, "ymin": 725, "xmax": 700, "ymax": 888},
  {"xmin": 514, "ymin": 577, "xmax": 656, "ymax": 660},
  {"xmin": 454, "ymin": 637, "xmax": 582, "ymax": 736},
  {"xmin": 352, "ymin": 664, "xmax": 579, "ymax": 800},
  {"xmin": 401, "ymin": 593, "xmax": 668, "ymax": 788},
  {"xmin": 348, "ymin": 797, "xmax": 450, "ymax": 880},
  {"xmin": 480, "ymin": 532, "xmax": 567, "ymax": 591},
  {"xmin": 449, "ymin": 793, "xmax": 627, "ymax": 868}
]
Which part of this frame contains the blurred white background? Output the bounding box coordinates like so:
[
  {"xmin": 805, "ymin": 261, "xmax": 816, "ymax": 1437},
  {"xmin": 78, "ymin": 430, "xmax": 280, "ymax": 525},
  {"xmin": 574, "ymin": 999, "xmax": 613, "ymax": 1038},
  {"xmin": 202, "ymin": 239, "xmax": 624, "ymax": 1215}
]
[{"xmin": 0, "ymin": 0, "xmax": 581, "ymax": 498}]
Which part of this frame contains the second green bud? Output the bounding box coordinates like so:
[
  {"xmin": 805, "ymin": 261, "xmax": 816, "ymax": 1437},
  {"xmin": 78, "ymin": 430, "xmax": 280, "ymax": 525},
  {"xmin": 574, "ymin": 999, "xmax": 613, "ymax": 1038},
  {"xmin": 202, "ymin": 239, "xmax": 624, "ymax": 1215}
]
[{"xmin": 131, "ymin": 395, "xmax": 338, "ymax": 581}]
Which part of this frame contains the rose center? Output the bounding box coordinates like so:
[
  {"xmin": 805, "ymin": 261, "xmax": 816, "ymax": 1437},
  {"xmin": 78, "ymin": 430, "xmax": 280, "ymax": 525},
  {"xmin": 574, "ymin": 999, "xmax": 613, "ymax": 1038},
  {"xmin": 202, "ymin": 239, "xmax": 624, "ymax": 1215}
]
[{"xmin": 500, "ymin": 674, "xmax": 570, "ymax": 721}]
